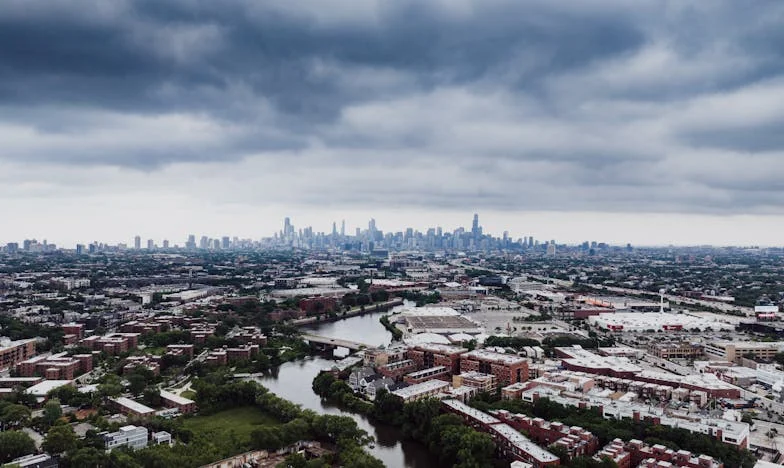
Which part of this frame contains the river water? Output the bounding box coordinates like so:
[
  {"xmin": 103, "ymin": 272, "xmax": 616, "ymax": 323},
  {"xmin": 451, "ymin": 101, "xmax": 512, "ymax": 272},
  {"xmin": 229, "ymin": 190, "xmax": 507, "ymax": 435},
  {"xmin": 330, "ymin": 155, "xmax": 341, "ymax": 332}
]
[{"xmin": 252, "ymin": 307, "xmax": 439, "ymax": 468}]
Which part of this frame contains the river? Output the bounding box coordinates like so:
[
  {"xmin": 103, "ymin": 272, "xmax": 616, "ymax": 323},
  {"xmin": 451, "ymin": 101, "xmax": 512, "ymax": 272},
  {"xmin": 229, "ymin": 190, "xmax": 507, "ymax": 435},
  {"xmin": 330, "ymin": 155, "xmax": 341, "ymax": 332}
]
[{"xmin": 251, "ymin": 307, "xmax": 439, "ymax": 468}]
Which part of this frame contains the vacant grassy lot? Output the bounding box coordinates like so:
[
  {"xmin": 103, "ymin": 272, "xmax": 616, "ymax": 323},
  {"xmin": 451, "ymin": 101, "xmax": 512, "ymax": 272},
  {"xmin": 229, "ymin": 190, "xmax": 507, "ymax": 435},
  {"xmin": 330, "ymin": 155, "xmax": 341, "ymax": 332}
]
[{"xmin": 182, "ymin": 406, "xmax": 279, "ymax": 443}]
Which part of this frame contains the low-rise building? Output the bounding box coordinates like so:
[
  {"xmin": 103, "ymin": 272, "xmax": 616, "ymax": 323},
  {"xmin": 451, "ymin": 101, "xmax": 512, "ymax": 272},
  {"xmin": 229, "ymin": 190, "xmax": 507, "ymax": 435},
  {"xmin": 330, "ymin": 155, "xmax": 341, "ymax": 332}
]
[
  {"xmin": 378, "ymin": 359, "xmax": 418, "ymax": 380},
  {"xmin": 110, "ymin": 397, "xmax": 156, "ymax": 419},
  {"xmin": 152, "ymin": 431, "xmax": 173, "ymax": 446},
  {"xmin": 391, "ymin": 379, "xmax": 450, "ymax": 402},
  {"xmin": 406, "ymin": 344, "xmax": 467, "ymax": 375},
  {"xmin": 460, "ymin": 350, "xmax": 528, "ymax": 385},
  {"xmin": 7, "ymin": 453, "xmax": 58, "ymax": 468},
  {"xmin": 102, "ymin": 425, "xmax": 149, "ymax": 451},
  {"xmin": 492, "ymin": 410, "xmax": 600, "ymax": 458},
  {"xmin": 0, "ymin": 338, "xmax": 37, "ymax": 371},
  {"xmin": 704, "ymin": 341, "xmax": 784, "ymax": 363},
  {"xmin": 453, "ymin": 371, "xmax": 497, "ymax": 393},
  {"xmin": 404, "ymin": 366, "xmax": 450, "ymax": 385},
  {"xmin": 159, "ymin": 390, "xmax": 197, "ymax": 414},
  {"xmin": 441, "ymin": 399, "xmax": 560, "ymax": 467}
]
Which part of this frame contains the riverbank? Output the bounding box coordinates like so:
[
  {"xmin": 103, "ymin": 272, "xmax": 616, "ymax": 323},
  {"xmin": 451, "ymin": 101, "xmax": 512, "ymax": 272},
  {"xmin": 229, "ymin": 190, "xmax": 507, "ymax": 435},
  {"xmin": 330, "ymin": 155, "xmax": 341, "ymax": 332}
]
[{"xmin": 291, "ymin": 299, "xmax": 404, "ymax": 327}]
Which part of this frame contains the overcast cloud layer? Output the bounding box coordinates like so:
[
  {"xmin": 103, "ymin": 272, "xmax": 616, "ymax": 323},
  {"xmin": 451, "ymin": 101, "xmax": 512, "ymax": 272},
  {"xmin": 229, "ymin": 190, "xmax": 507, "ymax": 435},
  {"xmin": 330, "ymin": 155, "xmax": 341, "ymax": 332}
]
[{"xmin": 3, "ymin": 0, "xmax": 784, "ymax": 246}]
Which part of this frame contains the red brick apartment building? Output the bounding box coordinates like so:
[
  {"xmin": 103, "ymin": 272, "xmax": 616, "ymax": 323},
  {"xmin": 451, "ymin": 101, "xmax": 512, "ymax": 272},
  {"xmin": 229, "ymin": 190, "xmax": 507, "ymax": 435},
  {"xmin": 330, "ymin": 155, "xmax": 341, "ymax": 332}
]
[
  {"xmin": 79, "ymin": 333, "xmax": 140, "ymax": 355},
  {"xmin": 441, "ymin": 399, "xmax": 560, "ymax": 468},
  {"xmin": 16, "ymin": 353, "xmax": 92, "ymax": 379},
  {"xmin": 492, "ymin": 410, "xmax": 599, "ymax": 458},
  {"xmin": 406, "ymin": 344, "xmax": 467, "ymax": 375},
  {"xmin": 160, "ymin": 390, "xmax": 197, "ymax": 414},
  {"xmin": 460, "ymin": 350, "xmax": 529, "ymax": 385},
  {"xmin": 166, "ymin": 344, "xmax": 195, "ymax": 359},
  {"xmin": 403, "ymin": 366, "xmax": 451, "ymax": 384},
  {"xmin": 597, "ymin": 439, "xmax": 723, "ymax": 468},
  {"xmin": 0, "ymin": 339, "xmax": 37, "ymax": 371},
  {"xmin": 378, "ymin": 359, "xmax": 417, "ymax": 380}
]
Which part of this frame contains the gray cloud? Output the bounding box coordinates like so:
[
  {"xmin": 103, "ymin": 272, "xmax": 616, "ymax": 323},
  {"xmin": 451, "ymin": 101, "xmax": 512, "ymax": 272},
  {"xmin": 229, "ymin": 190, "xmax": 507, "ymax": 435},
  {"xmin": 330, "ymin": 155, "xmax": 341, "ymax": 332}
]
[{"xmin": 1, "ymin": 0, "xmax": 784, "ymax": 215}]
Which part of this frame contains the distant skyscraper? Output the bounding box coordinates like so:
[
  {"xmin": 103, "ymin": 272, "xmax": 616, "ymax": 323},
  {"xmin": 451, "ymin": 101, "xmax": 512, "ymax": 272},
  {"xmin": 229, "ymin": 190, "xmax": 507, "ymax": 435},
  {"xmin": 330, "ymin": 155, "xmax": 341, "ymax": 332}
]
[
  {"xmin": 472, "ymin": 213, "xmax": 479, "ymax": 236},
  {"xmin": 341, "ymin": 220, "xmax": 346, "ymax": 237},
  {"xmin": 332, "ymin": 222, "xmax": 337, "ymax": 236},
  {"xmin": 221, "ymin": 236, "xmax": 230, "ymax": 249},
  {"xmin": 147, "ymin": 239, "xmax": 154, "ymax": 250},
  {"xmin": 163, "ymin": 240, "xmax": 170, "ymax": 249},
  {"xmin": 76, "ymin": 244, "xmax": 85, "ymax": 255},
  {"xmin": 134, "ymin": 236, "xmax": 141, "ymax": 249},
  {"xmin": 186, "ymin": 235, "xmax": 196, "ymax": 249}
]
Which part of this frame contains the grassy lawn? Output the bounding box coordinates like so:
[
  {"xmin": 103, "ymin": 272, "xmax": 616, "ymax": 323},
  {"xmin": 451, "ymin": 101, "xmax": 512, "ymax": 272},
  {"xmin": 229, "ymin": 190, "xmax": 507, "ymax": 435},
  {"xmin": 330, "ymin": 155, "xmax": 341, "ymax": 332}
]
[
  {"xmin": 181, "ymin": 390, "xmax": 196, "ymax": 400},
  {"xmin": 134, "ymin": 346, "xmax": 165, "ymax": 356},
  {"xmin": 182, "ymin": 406, "xmax": 279, "ymax": 444}
]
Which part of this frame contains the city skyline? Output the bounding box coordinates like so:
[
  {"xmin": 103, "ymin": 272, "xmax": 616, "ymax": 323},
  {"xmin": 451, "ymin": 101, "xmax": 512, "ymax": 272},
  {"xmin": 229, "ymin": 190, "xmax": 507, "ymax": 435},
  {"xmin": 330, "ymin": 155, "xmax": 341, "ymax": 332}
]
[{"xmin": 4, "ymin": 212, "xmax": 784, "ymax": 250}]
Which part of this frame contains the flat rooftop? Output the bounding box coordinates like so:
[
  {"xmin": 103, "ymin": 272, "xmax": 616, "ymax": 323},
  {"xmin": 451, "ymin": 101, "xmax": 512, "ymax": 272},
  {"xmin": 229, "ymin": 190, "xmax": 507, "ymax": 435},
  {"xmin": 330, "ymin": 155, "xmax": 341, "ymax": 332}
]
[
  {"xmin": 464, "ymin": 350, "xmax": 526, "ymax": 365},
  {"xmin": 405, "ymin": 315, "xmax": 481, "ymax": 331},
  {"xmin": 443, "ymin": 399, "xmax": 501, "ymax": 425},
  {"xmin": 25, "ymin": 380, "xmax": 73, "ymax": 396},
  {"xmin": 111, "ymin": 397, "xmax": 155, "ymax": 414},
  {"xmin": 159, "ymin": 389, "xmax": 195, "ymax": 406},
  {"xmin": 392, "ymin": 379, "xmax": 450, "ymax": 398}
]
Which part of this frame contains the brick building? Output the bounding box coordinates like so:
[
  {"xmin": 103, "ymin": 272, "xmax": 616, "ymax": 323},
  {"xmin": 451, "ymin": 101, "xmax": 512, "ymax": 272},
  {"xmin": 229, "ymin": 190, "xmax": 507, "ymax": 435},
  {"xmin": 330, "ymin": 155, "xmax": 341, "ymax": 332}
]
[
  {"xmin": 378, "ymin": 359, "xmax": 417, "ymax": 380},
  {"xmin": 492, "ymin": 410, "xmax": 600, "ymax": 458},
  {"xmin": 166, "ymin": 344, "xmax": 195, "ymax": 360},
  {"xmin": 441, "ymin": 399, "xmax": 560, "ymax": 467},
  {"xmin": 453, "ymin": 372, "xmax": 497, "ymax": 393},
  {"xmin": 0, "ymin": 338, "xmax": 36, "ymax": 371},
  {"xmin": 159, "ymin": 390, "xmax": 197, "ymax": 414},
  {"xmin": 299, "ymin": 297, "xmax": 338, "ymax": 315},
  {"xmin": 403, "ymin": 366, "xmax": 451, "ymax": 385},
  {"xmin": 406, "ymin": 344, "xmax": 467, "ymax": 375},
  {"xmin": 16, "ymin": 352, "xmax": 91, "ymax": 380},
  {"xmin": 460, "ymin": 350, "xmax": 528, "ymax": 385},
  {"xmin": 596, "ymin": 439, "xmax": 723, "ymax": 468}
]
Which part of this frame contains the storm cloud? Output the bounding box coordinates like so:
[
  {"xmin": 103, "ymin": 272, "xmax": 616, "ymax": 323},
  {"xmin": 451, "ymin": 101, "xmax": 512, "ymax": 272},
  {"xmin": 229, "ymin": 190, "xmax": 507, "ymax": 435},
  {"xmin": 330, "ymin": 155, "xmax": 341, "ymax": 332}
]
[{"xmin": 3, "ymin": 0, "xmax": 784, "ymax": 243}]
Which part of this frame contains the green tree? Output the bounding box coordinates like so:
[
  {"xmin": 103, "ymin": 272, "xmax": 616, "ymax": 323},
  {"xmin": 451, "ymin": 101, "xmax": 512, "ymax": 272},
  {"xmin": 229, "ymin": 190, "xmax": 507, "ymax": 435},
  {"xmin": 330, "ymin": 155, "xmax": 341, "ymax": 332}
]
[
  {"xmin": 372, "ymin": 389, "xmax": 404, "ymax": 425},
  {"xmin": 43, "ymin": 399, "xmax": 63, "ymax": 426},
  {"xmin": 67, "ymin": 447, "xmax": 108, "ymax": 467},
  {"xmin": 250, "ymin": 426, "xmax": 283, "ymax": 450},
  {"xmin": 43, "ymin": 424, "xmax": 78, "ymax": 454},
  {"xmin": 0, "ymin": 404, "xmax": 31, "ymax": 429},
  {"xmin": 98, "ymin": 374, "xmax": 123, "ymax": 398},
  {"xmin": 0, "ymin": 430, "xmax": 36, "ymax": 463}
]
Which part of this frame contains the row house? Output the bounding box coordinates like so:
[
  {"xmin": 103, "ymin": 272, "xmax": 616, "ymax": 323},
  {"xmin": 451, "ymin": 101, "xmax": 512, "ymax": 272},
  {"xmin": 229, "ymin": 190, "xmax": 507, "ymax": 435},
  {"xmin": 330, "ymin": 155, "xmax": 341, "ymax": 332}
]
[
  {"xmin": 492, "ymin": 410, "xmax": 600, "ymax": 458},
  {"xmin": 403, "ymin": 366, "xmax": 451, "ymax": 385}
]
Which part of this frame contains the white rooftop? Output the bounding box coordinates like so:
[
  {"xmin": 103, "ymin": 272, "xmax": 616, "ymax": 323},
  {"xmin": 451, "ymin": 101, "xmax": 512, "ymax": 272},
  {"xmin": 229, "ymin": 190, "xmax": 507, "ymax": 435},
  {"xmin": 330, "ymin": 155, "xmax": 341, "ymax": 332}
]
[
  {"xmin": 25, "ymin": 380, "xmax": 73, "ymax": 396},
  {"xmin": 392, "ymin": 379, "xmax": 450, "ymax": 398},
  {"xmin": 160, "ymin": 389, "xmax": 195, "ymax": 406},
  {"xmin": 111, "ymin": 397, "xmax": 155, "ymax": 414},
  {"xmin": 464, "ymin": 349, "xmax": 526, "ymax": 365},
  {"xmin": 442, "ymin": 399, "xmax": 501, "ymax": 425}
]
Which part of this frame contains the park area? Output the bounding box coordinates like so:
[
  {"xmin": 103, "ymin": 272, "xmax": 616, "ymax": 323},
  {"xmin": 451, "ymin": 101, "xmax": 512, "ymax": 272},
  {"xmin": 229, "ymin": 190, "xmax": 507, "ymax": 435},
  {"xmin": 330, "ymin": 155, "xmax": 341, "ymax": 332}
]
[{"xmin": 182, "ymin": 406, "xmax": 280, "ymax": 445}]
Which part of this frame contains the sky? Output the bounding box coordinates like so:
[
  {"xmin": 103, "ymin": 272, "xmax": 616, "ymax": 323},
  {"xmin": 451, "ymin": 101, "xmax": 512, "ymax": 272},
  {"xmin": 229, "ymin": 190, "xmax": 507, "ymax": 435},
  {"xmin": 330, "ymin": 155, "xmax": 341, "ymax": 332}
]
[{"xmin": 3, "ymin": 0, "xmax": 784, "ymax": 247}]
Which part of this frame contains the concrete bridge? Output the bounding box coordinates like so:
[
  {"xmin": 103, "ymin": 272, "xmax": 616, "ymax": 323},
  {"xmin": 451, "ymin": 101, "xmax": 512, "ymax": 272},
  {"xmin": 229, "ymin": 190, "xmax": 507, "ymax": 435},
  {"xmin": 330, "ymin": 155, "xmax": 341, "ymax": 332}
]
[{"xmin": 301, "ymin": 334, "xmax": 372, "ymax": 352}]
